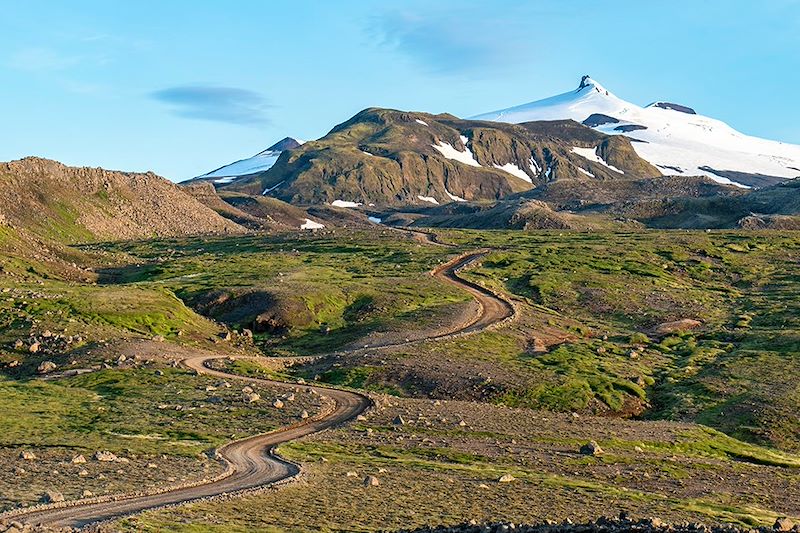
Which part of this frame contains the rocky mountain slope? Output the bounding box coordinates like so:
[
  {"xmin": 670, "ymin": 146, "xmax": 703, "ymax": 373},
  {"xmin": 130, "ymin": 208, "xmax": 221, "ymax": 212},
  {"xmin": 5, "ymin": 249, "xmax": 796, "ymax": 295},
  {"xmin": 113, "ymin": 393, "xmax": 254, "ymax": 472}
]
[
  {"xmin": 0, "ymin": 157, "xmax": 245, "ymax": 243},
  {"xmin": 189, "ymin": 137, "xmax": 304, "ymax": 186},
  {"xmin": 474, "ymin": 76, "xmax": 800, "ymax": 188},
  {"xmin": 220, "ymin": 109, "xmax": 662, "ymax": 207}
]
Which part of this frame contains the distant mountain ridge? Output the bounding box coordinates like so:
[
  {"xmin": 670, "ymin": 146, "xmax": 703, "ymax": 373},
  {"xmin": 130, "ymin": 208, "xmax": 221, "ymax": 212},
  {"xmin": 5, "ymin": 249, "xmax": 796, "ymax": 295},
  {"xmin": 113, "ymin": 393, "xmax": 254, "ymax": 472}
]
[
  {"xmin": 219, "ymin": 108, "xmax": 661, "ymax": 207},
  {"xmin": 472, "ymin": 76, "xmax": 800, "ymax": 188}
]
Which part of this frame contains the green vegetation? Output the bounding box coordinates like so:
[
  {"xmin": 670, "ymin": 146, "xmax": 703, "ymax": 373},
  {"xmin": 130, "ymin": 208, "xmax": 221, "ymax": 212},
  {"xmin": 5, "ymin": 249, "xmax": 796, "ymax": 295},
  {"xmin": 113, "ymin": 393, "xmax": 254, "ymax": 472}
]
[{"xmin": 0, "ymin": 368, "xmax": 297, "ymax": 457}]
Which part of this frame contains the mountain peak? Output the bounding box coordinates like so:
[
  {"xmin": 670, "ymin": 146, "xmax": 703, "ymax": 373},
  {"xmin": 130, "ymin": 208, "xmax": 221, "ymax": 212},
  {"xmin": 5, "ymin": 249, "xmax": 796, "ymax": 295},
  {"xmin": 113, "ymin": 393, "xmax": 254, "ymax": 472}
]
[
  {"xmin": 578, "ymin": 75, "xmax": 612, "ymax": 97},
  {"xmin": 264, "ymin": 137, "xmax": 304, "ymax": 153}
]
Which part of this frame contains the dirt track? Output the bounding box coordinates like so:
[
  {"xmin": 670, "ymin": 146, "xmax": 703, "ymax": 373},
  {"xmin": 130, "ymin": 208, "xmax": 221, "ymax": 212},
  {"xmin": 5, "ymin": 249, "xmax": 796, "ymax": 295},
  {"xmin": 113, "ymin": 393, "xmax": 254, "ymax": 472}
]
[{"xmin": 11, "ymin": 250, "xmax": 514, "ymax": 529}]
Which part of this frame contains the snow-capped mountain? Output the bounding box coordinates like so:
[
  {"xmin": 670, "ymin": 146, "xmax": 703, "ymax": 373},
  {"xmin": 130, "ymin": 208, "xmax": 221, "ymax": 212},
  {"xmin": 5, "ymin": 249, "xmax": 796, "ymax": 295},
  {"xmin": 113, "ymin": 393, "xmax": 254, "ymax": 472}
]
[
  {"xmin": 473, "ymin": 76, "xmax": 800, "ymax": 188},
  {"xmin": 194, "ymin": 137, "xmax": 304, "ymax": 184}
]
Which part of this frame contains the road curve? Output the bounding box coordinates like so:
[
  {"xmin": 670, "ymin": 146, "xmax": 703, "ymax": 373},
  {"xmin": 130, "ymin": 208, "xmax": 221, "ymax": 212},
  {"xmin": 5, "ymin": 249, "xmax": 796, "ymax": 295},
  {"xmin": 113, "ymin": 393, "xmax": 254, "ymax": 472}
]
[{"xmin": 12, "ymin": 250, "xmax": 513, "ymax": 529}]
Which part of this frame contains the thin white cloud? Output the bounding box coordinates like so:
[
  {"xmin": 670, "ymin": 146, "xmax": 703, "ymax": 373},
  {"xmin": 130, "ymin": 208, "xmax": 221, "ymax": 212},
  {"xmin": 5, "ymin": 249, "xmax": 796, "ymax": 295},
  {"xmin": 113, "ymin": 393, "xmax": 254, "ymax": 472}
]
[{"xmin": 8, "ymin": 47, "xmax": 81, "ymax": 72}]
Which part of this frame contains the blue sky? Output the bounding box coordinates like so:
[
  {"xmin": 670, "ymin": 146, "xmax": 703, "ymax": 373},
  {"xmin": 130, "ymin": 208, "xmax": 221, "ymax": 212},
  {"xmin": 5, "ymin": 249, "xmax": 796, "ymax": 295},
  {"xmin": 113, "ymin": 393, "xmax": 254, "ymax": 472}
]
[{"xmin": 2, "ymin": 0, "xmax": 799, "ymax": 180}]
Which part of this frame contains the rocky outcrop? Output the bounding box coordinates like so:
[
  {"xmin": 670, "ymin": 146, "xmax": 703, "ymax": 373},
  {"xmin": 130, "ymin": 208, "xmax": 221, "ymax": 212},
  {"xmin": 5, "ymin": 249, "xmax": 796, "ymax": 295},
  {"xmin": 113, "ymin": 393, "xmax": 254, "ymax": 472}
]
[{"xmin": 0, "ymin": 157, "xmax": 245, "ymax": 243}]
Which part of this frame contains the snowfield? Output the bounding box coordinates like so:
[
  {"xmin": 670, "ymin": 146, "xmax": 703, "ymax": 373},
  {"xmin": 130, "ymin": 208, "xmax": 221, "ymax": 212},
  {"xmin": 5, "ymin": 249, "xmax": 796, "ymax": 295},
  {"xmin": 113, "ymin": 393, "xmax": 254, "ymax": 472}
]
[
  {"xmin": 417, "ymin": 195, "xmax": 439, "ymax": 205},
  {"xmin": 570, "ymin": 146, "xmax": 625, "ymax": 174},
  {"xmin": 196, "ymin": 138, "xmax": 304, "ymax": 181},
  {"xmin": 431, "ymin": 140, "xmax": 481, "ymax": 167},
  {"xmin": 331, "ymin": 200, "xmax": 362, "ymax": 208},
  {"xmin": 473, "ymin": 76, "xmax": 800, "ymax": 187},
  {"xmin": 300, "ymin": 219, "xmax": 324, "ymax": 230},
  {"xmin": 493, "ymin": 162, "xmax": 533, "ymax": 183}
]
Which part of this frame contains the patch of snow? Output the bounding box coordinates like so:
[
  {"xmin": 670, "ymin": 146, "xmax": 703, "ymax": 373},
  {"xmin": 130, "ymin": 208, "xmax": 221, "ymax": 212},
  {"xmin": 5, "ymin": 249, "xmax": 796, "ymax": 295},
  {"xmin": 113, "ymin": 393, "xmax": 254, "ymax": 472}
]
[
  {"xmin": 417, "ymin": 195, "xmax": 440, "ymax": 205},
  {"xmin": 213, "ymin": 177, "xmax": 236, "ymax": 184},
  {"xmin": 545, "ymin": 166, "xmax": 552, "ymax": 178},
  {"xmin": 331, "ymin": 200, "xmax": 362, "ymax": 208},
  {"xmin": 444, "ymin": 189, "xmax": 466, "ymax": 202},
  {"xmin": 262, "ymin": 181, "xmax": 284, "ymax": 195},
  {"xmin": 368, "ymin": 216, "xmax": 382, "ymax": 224},
  {"xmin": 361, "ymin": 150, "xmax": 373, "ymax": 156},
  {"xmin": 473, "ymin": 76, "xmax": 800, "ymax": 187},
  {"xmin": 415, "ymin": 119, "xmax": 429, "ymax": 126},
  {"xmin": 459, "ymin": 134, "xmax": 470, "ymax": 146},
  {"xmin": 529, "ymin": 156, "xmax": 541, "ymax": 174},
  {"xmin": 431, "ymin": 141, "xmax": 481, "ymax": 167},
  {"xmin": 571, "ymin": 147, "xmax": 625, "ymax": 174},
  {"xmin": 576, "ymin": 167, "xmax": 595, "ymax": 178},
  {"xmin": 493, "ymin": 162, "xmax": 532, "ymax": 183},
  {"xmin": 300, "ymin": 219, "xmax": 324, "ymax": 230}
]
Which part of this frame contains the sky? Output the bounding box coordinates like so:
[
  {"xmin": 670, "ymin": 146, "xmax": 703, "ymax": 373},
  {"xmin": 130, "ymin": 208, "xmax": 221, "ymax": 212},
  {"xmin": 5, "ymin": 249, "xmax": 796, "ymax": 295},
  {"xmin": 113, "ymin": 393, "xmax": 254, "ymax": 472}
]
[{"xmin": 2, "ymin": 0, "xmax": 799, "ymax": 181}]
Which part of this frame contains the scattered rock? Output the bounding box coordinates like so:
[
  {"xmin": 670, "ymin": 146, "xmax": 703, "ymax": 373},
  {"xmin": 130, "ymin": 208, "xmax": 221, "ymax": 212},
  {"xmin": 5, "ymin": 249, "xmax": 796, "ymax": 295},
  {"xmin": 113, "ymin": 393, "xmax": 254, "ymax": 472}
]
[
  {"xmin": 71, "ymin": 454, "xmax": 86, "ymax": 464},
  {"xmin": 19, "ymin": 451, "xmax": 36, "ymax": 461},
  {"xmin": 243, "ymin": 392, "xmax": 261, "ymax": 403},
  {"xmin": 498, "ymin": 474, "xmax": 515, "ymax": 483},
  {"xmin": 580, "ymin": 441, "xmax": 604, "ymax": 456},
  {"xmin": 346, "ymin": 471, "xmax": 358, "ymax": 477},
  {"xmin": 93, "ymin": 450, "xmax": 118, "ymax": 462},
  {"xmin": 363, "ymin": 475, "xmax": 379, "ymax": 487},
  {"xmin": 272, "ymin": 399, "xmax": 284, "ymax": 409},
  {"xmin": 300, "ymin": 410, "xmax": 309, "ymax": 419},
  {"xmin": 40, "ymin": 490, "xmax": 64, "ymax": 503},
  {"xmin": 655, "ymin": 318, "xmax": 702, "ymax": 335},
  {"xmin": 29, "ymin": 342, "xmax": 41, "ymax": 353},
  {"xmin": 242, "ymin": 386, "xmax": 254, "ymax": 394},
  {"xmin": 81, "ymin": 490, "xmax": 94, "ymax": 498},
  {"xmin": 37, "ymin": 360, "xmax": 57, "ymax": 373},
  {"xmin": 392, "ymin": 415, "xmax": 406, "ymax": 426}
]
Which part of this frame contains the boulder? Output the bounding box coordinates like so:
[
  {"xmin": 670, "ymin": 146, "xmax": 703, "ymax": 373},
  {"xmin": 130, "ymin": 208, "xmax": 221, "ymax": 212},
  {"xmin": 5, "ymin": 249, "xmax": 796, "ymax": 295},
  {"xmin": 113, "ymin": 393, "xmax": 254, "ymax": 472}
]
[
  {"xmin": 243, "ymin": 392, "xmax": 261, "ymax": 403},
  {"xmin": 655, "ymin": 318, "xmax": 702, "ymax": 335},
  {"xmin": 29, "ymin": 342, "xmax": 41, "ymax": 353},
  {"xmin": 19, "ymin": 451, "xmax": 36, "ymax": 461},
  {"xmin": 71, "ymin": 454, "xmax": 86, "ymax": 464},
  {"xmin": 93, "ymin": 450, "xmax": 118, "ymax": 462},
  {"xmin": 300, "ymin": 410, "xmax": 309, "ymax": 419},
  {"xmin": 580, "ymin": 441, "xmax": 604, "ymax": 456},
  {"xmin": 40, "ymin": 490, "xmax": 65, "ymax": 503},
  {"xmin": 363, "ymin": 475, "xmax": 379, "ymax": 487},
  {"xmin": 392, "ymin": 415, "xmax": 406, "ymax": 426},
  {"xmin": 272, "ymin": 399, "xmax": 284, "ymax": 409},
  {"xmin": 498, "ymin": 474, "xmax": 515, "ymax": 483},
  {"xmin": 775, "ymin": 518, "xmax": 795, "ymax": 532},
  {"xmin": 37, "ymin": 360, "xmax": 57, "ymax": 373}
]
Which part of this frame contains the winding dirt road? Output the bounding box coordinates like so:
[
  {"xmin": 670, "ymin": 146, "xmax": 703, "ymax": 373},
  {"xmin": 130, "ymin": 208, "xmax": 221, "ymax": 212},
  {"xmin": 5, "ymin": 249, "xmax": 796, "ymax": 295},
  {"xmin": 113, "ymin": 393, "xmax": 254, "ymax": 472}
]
[{"xmin": 12, "ymin": 250, "xmax": 513, "ymax": 530}]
